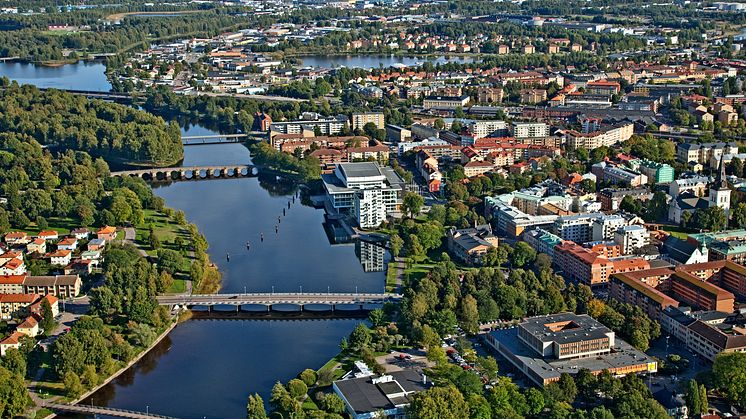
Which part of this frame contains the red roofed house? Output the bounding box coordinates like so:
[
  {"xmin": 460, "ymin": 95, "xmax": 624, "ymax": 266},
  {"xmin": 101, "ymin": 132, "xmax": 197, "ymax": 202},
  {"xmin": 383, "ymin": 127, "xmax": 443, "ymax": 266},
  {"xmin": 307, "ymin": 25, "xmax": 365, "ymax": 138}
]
[
  {"xmin": 4, "ymin": 232, "xmax": 29, "ymax": 246},
  {"xmin": 96, "ymin": 226, "xmax": 118, "ymax": 242},
  {"xmin": 0, "ymin": 331, "xmax": 24, "ymax": 356},
  {"xmin": 0, "ymin": 252, "xmax": 26, "ymax": 276},
  {"xmin": 0, "ymin": 275, "xmax": 27, "ymax": 294},
  {"xmin": 17, "ymin": 315, "xmax": 39, "ymax": 337},
  {"xmin": 29, "ymin": 294, "xmax": 59, "ymax": 318},
  {"xmin": 38, "ymin": 230, "xmax": 59, "ymax": 241},
  {"xmin": 47, "ymin": 249, "xmax": 72, "ymax": 266},
  {"xmin": 0, "ymin": 294, "xmax": 39, "ymax": 320},
  {"xmin": 57, "ymin": 237, "xmax": 78, "ymax": 251},
  {"xmin": 26, "ymin": 238, "xmax": 46, "ymax": 254}
]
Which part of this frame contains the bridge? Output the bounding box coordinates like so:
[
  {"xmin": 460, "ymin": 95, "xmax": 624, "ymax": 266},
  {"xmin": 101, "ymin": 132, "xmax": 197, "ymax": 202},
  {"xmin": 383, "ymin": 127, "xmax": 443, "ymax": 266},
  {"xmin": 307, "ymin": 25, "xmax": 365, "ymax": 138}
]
[
  {"xmin": 182, "ymin": 133, "xmax": 250, "ymax": 146},
  {"xmin": 110, "ymin": 165, "xmax": 257, "ymax": 181},
  {"xmin": 35, "ymin": 87, "xmax": 133, "ymax": 100},
  {"xmin": 157, "ymin": 292, "xmax": 401, "ymax": 312},
  {"xmin": 41, "ymin": 401, "xmax": 174, "ymax": 418}
]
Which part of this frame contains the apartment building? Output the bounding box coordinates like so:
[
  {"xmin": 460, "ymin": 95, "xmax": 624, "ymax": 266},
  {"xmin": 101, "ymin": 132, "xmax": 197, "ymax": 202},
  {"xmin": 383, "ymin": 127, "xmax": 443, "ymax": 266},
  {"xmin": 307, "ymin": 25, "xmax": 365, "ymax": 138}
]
[
  {"xmin": 270, "ymin": 114, "xmax": 349, "ymax": 135},
  {"xmin": 423, "ymin": 95, "xmax": 470, "ymax": 110},
  {"xmin": 564, "ymin": 122, "xmax": 634, "ymax": 149},
  {"xmin": 351, "ymin": 112, "xmax": 385, "ymax": 131},
  {"xmin": 553, "ymin": 241, "xmax": 650, "ymax": 286},
  {"xmin": 639, "ymin": 159, "xmax": 675, "ymax": 184},
  {"xmin": 676, "ymin": 142, "xmax": 739, "ymax": 164},
  {"xmin": 512, "ymin": 122, "xmax": 550, "ymax": 139},
  {"xmin": 615, "ymin": 225, "xmax": 650, "ymax": 255}
]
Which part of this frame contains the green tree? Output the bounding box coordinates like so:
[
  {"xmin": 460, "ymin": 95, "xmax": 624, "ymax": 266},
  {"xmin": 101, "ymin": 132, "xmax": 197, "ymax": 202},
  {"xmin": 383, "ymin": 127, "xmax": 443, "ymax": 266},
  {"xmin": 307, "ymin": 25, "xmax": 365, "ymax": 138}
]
[
  {"xmin": 157, "ymin": 248, "xmax": 183, "ymax": 275},
  {"xmin": 0, "ymin": 366, "xmax": 29, "ymax": 417},
  {"xmin": 319, "ymin": 393, "xmax": 345, "ymax": 414},
  {"xmin": 459, "ymin": 294, "xmax": 479, "ymax": 335},
  {"xmin": 390, "ymin": 233, "xmax": 403, "ymax": 258},
  {"xmin": 692, "ymin": 206, "xmax": 727, "ymax": 232},
  {"xmin": 407, "ymin": 386, "xmax": 469, "ymax": 419},
  {"xmin": 63, "ymin": 371, "xmax": 84, "ymax": 398},
  {"xmin": 732, "ymin": 202, "xmax": 746, "ymax": 228},
  {"xmin": 40, "ymin": 298, "xmax": 56, "ymax": 336},
  {"xmin": 299, "ymin": 369, "xmax": 317, "ymax": 387},
  {"xmin": 287, "ymin": 378, "xmax": 308, "ymax": 399},
  {"xmin": 1, "ymin": 349, "xmax": 26, "ymax": 378},
  {"xmin": 686, "ymin": 379, "xmax": 702, "ymax": 415},
  {"xmin": 512, "ymin": 242, "xmax": 537, "ymax": 268},
  {"xmin": 82, "ymin": 364, "xmax": 98, "ymax": 388},
  {"xmin": 402, "ymin": 192, "xmax": 425, "ymax": 218},
  {"xmin": 246, "ymin": 393, "xmax": 268, "ymax": 419},
  {"xmin": 349, "ymin": 323, "xmax": 371, "ymax": 352},
  {"xmin": 713, "ymin": 352, "xmax": 746, "ymax": 408}
]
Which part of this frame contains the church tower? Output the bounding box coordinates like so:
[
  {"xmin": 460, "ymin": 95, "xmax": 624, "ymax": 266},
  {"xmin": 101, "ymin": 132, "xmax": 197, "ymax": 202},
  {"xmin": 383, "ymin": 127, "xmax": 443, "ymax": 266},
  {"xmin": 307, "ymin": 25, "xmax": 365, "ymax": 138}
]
[{"xmin": 709, "ymin": 154, "xmax": 731, "ymax": 218}]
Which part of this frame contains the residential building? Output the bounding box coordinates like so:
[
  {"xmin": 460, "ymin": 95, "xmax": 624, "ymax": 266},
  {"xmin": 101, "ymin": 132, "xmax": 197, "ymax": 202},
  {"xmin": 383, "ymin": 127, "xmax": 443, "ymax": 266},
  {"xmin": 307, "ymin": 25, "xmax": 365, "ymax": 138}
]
[
  {"xmin": 26, "ymin": 238, "xmax": 46, "ymax": 255},
  {"xmin": 0, "ymin": 275, "xmax": 26, "ymax": 294},
  {"xmin": 484, "ymin": 313, "xmax": 656, "ymax": 386},
  {"xmin": 639, "ymin": 160, "xmax": 674, "ymax": 184},
  {"xmin": 385, "ymin": 124, "xmax": 412, "ymax": 142},
  {"xmin": 446, "ymin": 225, "xmax": 498, "ymax": 265},
  {"xmin": 0, "ymin": 331, "xmax": 24, "ymax": 356},
  {"xmin": 523, "ymin": 228, "xmax": 563, "ymax": 257},
  {"xmin": 422, "ymin": 95, "xmax": 470, "ymax": 110},
  {"xmin": 4, "ymin": 232, "xmax": 29, "ymax": 246},
  {"xmin": 676, "ymin": 142, "xmax": 738, "ymax": 165},
  {"xmin": 96, "ymin": 225, "xmax": 118, "ymax": 242},
  {"xmin": 477, "ymin": 87, "xmax": 504, "ymax": 103},
  {"xmin": 615, "ymin": 225, "xmax": 650, "ymax": 255},
  {"xmin": 57, "ymin": 237, "xmax": 78, "ymax": 251},
  {"xmin": 597, "ymin": 187, "xmax": 650, "ymax": 211},
  {"xmin": 610, "ymin": 272, "xmax": 680, "ymax": 321},
  {"xmin": 351, "ymin": 112, "xmax": 385, "ymax": 131},
  {"xmin": 565, "ymin": 122, "xmax": 634, "ymax": 149},
  {"xmin": 512, "ymin": 122, "xmax": 550, "ymax": 139},
  {"xmin": 321, "ymin": 163, "xmax": 404, "ymax": 228},
  {"xmin": 0, "ymin": 294, "xmax": 39, "ymax": 320},
  {"xmin": 270, "ymin": 115, "xmax": 349, "ymax": 135},
  {"xmin": 16, "ymin": 316, "xmax": 39, "ymax": 337},
  {"xmin": 47, "ymin": 250, "xmax": 72, "ymax": 266},
  {"xmin": 553, "ymin": 241, "xmax": 650, "ymax": 286},
  {"xmin": 23, "ymin": 275, "xmax": 81, "ymax": 298}
]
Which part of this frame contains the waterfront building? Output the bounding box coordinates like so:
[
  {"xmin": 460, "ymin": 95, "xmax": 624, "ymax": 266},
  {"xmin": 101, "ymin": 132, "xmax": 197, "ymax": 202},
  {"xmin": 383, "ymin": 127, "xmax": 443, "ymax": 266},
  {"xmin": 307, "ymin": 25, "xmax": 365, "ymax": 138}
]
[
  {"xmin": 321, "ymin": 162, "xmax": 404, "ymax": 228},
  {"xmin": 333, "ymin": 370, "xmax": 430, "ymax": 419},
  {"xmin": 484, "ymin": 313, "xmax": 657, "ymax": 386}
]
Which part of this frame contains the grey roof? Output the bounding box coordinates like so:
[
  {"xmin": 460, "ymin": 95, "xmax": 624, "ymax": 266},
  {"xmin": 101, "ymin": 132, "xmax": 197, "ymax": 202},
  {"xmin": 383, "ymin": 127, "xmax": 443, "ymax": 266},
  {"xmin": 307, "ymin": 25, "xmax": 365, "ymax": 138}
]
[
  {"xmin": 520, "ymin": 313, "xmax": 612, "ymax": 345},
  {"xmin": 662, "ymin": 236, "xmax": 699, "ymax": 264},
  {"xmin": 338, "ymin": 162, "xmax": 383, "ymax": 179},
  {"xmin": 334, "ymin": 370, "xmax": 429, "ymax": 414}
]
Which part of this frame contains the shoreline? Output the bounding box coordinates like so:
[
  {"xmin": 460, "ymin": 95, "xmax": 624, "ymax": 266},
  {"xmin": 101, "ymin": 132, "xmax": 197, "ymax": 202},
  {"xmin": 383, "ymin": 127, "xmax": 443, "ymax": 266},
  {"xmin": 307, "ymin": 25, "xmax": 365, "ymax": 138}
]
[{"xmin": 41, "ymin": 320, "xmax": 179, "ymax": 417}]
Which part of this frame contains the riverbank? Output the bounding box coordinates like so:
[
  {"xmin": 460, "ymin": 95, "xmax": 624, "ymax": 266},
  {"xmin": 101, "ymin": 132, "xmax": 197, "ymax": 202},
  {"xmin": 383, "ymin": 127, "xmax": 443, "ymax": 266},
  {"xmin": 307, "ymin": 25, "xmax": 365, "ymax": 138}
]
[{"xmin": 34, "ymin": 320, "xmax": 178, "ymax": 418}]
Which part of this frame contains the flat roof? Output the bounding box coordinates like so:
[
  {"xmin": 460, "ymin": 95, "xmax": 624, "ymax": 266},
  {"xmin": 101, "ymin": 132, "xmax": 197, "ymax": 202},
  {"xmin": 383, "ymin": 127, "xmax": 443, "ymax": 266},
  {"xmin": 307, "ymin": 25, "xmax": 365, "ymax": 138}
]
[
  {"xmin": 491, "ymin": 327, "xmax": 656, "ymax": 383},
  {"xmin": 334, "ymin": 370, "xmax": 429, "ymax": 414},
  {"xmin": 338, "ymin": 162, "xmax": 384, "ymax": 179},
  {"xmin": 519, "ymin": 313, "xmax": 612, "ymax": 345}
]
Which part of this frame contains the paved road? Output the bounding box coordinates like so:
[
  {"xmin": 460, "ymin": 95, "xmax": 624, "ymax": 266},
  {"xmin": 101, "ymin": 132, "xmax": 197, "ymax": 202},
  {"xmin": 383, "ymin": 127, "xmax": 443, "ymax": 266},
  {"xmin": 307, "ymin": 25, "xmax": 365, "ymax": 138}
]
[{"xmin": 157, "ymin": 292, "xmax": 401, "ymax": 306}]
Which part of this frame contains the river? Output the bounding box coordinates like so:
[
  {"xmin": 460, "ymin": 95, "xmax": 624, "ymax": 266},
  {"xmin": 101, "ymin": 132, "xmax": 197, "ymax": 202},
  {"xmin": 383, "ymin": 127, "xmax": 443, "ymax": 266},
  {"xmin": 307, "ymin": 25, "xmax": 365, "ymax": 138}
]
[
  {"xmin": 301, "ymin": 54, "xmax": 476, "ymax": 69},
  {"xmin": 79, "ymin": 123, "xmax": 387, "ymax": 418},
  {"xmin": 0, "ymin": 61, "xmax": 111, "ymax": 91}
]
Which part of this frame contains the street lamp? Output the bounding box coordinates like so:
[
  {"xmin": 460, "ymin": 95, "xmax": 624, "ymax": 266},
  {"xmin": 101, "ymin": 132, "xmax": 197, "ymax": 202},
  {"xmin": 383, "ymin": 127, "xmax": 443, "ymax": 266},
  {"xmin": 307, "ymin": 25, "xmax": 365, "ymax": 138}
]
[{"xmin": 146, "ymin": 405, "xmax": 149, "ymax": 415}]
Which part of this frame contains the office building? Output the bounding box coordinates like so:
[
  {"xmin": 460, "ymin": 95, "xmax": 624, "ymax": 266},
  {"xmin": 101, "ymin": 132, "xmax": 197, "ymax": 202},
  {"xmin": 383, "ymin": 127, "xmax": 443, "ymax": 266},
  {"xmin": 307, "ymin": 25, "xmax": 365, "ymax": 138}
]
[
  {"xmin": 322, "ymin": 163, "xmax": 404, "ymax": 228},
  {"xmin": 334, "ymin": 370, "xmax": 430, "ymax": 419},
  {"xmin": 485, "ymin": 313, "xmax": 657, "ymax": 386}
]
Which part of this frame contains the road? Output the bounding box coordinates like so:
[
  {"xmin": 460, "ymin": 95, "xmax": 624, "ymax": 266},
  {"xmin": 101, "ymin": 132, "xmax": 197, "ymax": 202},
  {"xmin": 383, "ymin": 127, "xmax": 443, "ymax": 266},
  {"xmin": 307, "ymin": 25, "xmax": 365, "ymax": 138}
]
[{"xmin": 157, "ymin": 292, "xmax": 401, "ymax": 306}]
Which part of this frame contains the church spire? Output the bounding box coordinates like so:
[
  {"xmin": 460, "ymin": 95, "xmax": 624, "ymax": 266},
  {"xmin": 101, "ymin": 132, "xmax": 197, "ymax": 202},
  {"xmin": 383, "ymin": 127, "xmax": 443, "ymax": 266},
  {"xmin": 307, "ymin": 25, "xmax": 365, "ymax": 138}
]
[{"xmin": 717, "ymin": 152, "xmax": 728, "ymax": 189}]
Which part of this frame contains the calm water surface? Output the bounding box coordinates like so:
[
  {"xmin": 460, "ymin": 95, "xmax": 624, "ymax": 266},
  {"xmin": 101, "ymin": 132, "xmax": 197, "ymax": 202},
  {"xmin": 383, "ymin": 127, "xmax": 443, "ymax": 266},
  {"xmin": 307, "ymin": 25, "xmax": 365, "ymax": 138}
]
[
  {"xmin": 0, "ymin": 61, "xmax": 111, "ymax": 91},
  {"xmin": 85, "ymin": 124, "xmax": 384, "ymax": 417}
]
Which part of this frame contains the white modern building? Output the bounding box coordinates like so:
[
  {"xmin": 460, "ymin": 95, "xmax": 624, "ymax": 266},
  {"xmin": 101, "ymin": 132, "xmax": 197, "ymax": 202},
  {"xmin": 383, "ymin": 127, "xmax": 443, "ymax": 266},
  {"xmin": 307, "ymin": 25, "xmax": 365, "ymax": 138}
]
[
  {"xmin": 512, "ymin": 122, "xmax": 550, "ymax": 139},
  {"xmin": 614, "ymin": 225, "xmax": 650, "ymax": 255},
  {"xmin": 322, "ymin": 162, "xmax": 405, "ymax": 228}
]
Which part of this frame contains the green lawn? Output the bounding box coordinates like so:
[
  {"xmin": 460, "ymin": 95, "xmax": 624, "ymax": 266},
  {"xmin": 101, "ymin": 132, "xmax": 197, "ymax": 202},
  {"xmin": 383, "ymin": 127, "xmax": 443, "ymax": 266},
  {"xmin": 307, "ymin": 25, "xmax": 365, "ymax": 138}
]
[
  {"xmin": 404, "ymin": 262, "xmax": 435, "ymax": 282},
  {"xmin": 19, "ymin": 217, "xmax": 80, "ymax": 236},
  {"xmin": 660, "ymin": 225, "xmax": 695, "ymax": 240},
  {"xmin": 167, "ymin": 279, "xmax": 187, "ymax": 294},
  {"xmin": 386, "ymin": 262, "xmax": 399, "ymax": 293},
  {"xmin": 135, "ymin": 210, "xmax": 191, "ymax": 257}
]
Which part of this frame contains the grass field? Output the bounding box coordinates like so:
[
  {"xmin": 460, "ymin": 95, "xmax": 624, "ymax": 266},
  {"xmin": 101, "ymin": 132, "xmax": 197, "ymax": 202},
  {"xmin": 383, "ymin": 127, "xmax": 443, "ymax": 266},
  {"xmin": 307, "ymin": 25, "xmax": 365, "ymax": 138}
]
[{"xmin": 660, "ymin": 225, "xmax": 696, "ymax": 240}]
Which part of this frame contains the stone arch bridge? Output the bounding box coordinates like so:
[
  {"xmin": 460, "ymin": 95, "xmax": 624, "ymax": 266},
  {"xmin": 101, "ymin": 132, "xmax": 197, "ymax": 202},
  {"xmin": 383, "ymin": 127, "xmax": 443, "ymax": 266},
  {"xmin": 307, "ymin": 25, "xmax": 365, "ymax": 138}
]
[{"xmin": 110, "ymin": 165, "xmax": 258, "ymax": 182}]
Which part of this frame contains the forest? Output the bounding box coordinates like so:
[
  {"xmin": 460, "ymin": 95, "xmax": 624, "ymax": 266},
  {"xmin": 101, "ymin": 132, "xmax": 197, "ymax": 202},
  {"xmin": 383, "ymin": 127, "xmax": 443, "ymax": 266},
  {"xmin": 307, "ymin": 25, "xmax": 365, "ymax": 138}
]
[{"xmin": 0, "ymin": 79, "xmax": 183, "ymax": 167}]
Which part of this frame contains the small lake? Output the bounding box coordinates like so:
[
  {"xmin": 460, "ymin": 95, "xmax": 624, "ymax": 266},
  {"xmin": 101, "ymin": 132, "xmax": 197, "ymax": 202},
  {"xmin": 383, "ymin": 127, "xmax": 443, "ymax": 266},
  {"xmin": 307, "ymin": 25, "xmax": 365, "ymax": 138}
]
[
  {"xmin": 301, "ymin": 54, "xmax": 476, "ymax": 69},
  {"xmin": 0, "ymin": 61, "xmax": 111, "ymax": 91}
]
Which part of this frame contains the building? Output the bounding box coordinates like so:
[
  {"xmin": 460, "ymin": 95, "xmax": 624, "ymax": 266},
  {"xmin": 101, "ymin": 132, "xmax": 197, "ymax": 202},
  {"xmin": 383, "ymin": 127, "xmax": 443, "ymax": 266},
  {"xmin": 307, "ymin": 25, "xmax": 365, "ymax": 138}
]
[
  {"xmin": 512, "ymin": 122, "xmax": 550, "ymax": 139},
  {"xmin": 597, "ymin": 187, "xmax": 650, "ymax": 211},
  {"xmin": 520, "ymin": 89, "xmax": 547, "ymax": 104},
  {"xmin": 0, "ymin": 293, "xmax": 39, "ymax": 320},
  {"xmin": 446, "ymin": 225, "xmax": 499, "ymax": 265},
  {"xmin": 669, "ymin": 271, "xmax": 735, "ymax": 312},
  {"xmin": 385, "ymin": 124, "xmax": 412, "ymax": 142},
  {"xmin": 321, "ymin": 163, "xmax": 404, "ymax": 228},
  {"xmin": 0, "ymin": 331, "xmax": 24, "ymax": 356},
  {"xmin": 661, "ymin": 307, "xmax": 746, "ymax": 361},
  {"xmin": 351, "ymin": 112, "xmax": 385, "ymax": 131},
  {"xmin": 553, "ymin": 241, "xmax": 650, "ymax": 286},
  {"xmin": 423, "ymin": 95, "xmax": 470, "ymax": 110},
  {"xmin": 610, "ymin": 272, "xmax": 680, "ymax": 321},
  {"xmin": 676, "ymin": 142, "xmax": 738, "ymax": 165},
  {"xmin": 0, "ymin": 275, "xmax": 26, "ymax": 294},
  {"xmin": 564, "ymin": 122, "xmax": 634, "ymax": 149},
  {"xmin": 639, "ymin": 160, "xmax": 674, "ymax": 184},
  {"xmin": 47, "ymin": 249, "xmax": 72, "ymax": 266},
  {"xmin": 477, "ymin": 87, "xmax": 504, "ymax": 103},
  {"xmin": 22, "ymin": 275, "xmax": 81, "ymax": 298},
  {"xmin": 333, "ymin": 370, "xmax": 430, "ymax": 419},
  {"xmin": 16, "ymin": 315, "xmax": 39, "ymax": 337},
  {"xmin": 96, "ymin": 225, "xmax": 118, "ymax": 242},
  {"xmin": 270, "ymin": 115, "xmax": 349, "ymax": 135},
  {"xmin": 614, "ymin": 225, "xmax": 650, "ymax": 255},
  {"xmin": 523, "ymin": 228, "xmax": 563, "ymax": 258},
  {"xmin": 484, "ymin": 313, "xmax": 657, "ymax": 386}
]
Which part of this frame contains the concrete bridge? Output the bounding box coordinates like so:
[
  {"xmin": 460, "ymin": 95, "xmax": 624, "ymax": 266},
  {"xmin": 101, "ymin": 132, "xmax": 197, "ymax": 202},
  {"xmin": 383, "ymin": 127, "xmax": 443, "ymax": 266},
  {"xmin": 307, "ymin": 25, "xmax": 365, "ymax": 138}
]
[
  {"xmin": 110, "ymin": 165, "xmax": 258, "ymax": 181},
  {"xmin": 157, "ymin": 292, "xmax": 401, "ymax": 312},
  {"xmin": 41, "ymin": 401, "xmax": 174, "ymax": 418},
  {"xmin": 182, "ymin": 133, "xmax": 249, "ymax": 146}
]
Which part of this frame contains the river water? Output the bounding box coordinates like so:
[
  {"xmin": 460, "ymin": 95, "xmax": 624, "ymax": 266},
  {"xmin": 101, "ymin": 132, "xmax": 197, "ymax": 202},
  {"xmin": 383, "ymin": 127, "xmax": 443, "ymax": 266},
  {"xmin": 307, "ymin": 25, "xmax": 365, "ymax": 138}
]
[{"xmin": 80, "ymin": 123, "xmax": 386, "ymax": 418}]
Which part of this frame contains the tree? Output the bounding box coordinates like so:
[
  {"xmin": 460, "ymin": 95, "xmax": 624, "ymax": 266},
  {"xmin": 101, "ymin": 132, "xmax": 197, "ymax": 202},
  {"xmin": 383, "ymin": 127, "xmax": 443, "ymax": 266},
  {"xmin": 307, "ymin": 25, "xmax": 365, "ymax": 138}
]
[
  {"xmin": 713, "ymin": 352, "xmax": 746, "ymax": 408},
  {"xmin": 299, "ymin": 369, "xmax": 317, "ymax": 387},
  {"xmin": 459, "ymin": 295, "xmax": 479, "ymax": 335},
  {"xmin": 40, "ymin": 298, "xmax": 56, "ymax": 336},
  {"xmin": 512, "ymin": 242, "xmax": 536, "ymax": 268},
  {"xmin": 691, "ymin": 206, "xmax": 727, "ymax": 232},
  {"xmin": 620, "ymin": 195, "xmax": 643, "ymax": 215},
  {"xmin": 287, "ymin": 378, "xmax": 308, "ymax": 399},
  {"xmin": 319, "ymin": 393, "xmax": 345, "ymax": 414},
  {"xmin": 390, "ymin": 233, "xmax": 403, "ymax": 258},
  {"xmin": 82, "ymin": 364, "xmax": 98, "ymax": 388},
  {"xmin": 246, "ymin": 393, "xmax": 268, "ymax": 419},
  {"xmin": 1, "ymin": 349, "xmax": 26, "ymax": 378},
  {"xmin": 402, "ymin": 192, "xmax": 425, "ymax": 218},
  {"xmin": 700, "ymin": 383, "xmax": 709, "ymax": 414},
  {"xmin": 686, "ymin": 379, "xmax": 702, "ymax": 415},
  {"xmin": 349, "ymin": 323, "xmax": 371, "ymax": 352},
  {"xmin": 0, "ymin": 366, "xmax": 29, "ymax": 418},
  {"xmin": 157, "ymin": 249, "xmax": 183, "ymax": 275},
  {"xmin": 407, "ymin": 386, "xmax": 469, "ymax": 419},
  {"xmin": 368, "ymin": 308, "xmax": 386, "ymax": 327},
  {"xmin": 732, "ymin": 202, "xmax": 746, "ymax": 228},
  {"xmin": 645, "ymin": 192, "xmax": 669, "ymax": 222},
  {"xmin": 63, "ymin": 371, "xmax": 84, "ymax": 398}
]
